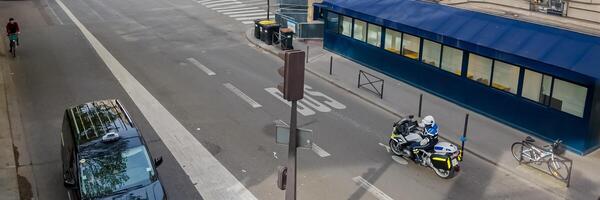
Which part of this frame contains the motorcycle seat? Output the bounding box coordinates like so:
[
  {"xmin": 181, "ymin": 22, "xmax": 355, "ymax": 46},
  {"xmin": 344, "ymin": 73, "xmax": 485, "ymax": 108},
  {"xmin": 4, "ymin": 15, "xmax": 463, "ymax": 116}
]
[{"xmin": 525, "ymin": 136, "xmax": 535, "ymax": 143}]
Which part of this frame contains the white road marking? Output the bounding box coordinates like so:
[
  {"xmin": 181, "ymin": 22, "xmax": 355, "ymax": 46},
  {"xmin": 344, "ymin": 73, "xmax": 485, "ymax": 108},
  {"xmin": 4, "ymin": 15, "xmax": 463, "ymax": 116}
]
[
  {"xmin": 217, "ymin": 6, "xmax": 259, "ymax": 12},
  {"xmin": 202, "ymin": 0, "xmax": 236, "ymax": 5},
  {"xmin": 211, "ymin": 4, "xmax": 247, "ymax": 10},
  {"xmin": 301, "ymin": 94, "xmax": 332, "ymax": 113},
  {"xmin": 378, "ymin": 142, "xmax": 390, "ymax": 153},
  {"xmin": 273, "ymin": 152, "xmax": 278, "ymax": 159},
  {"xmin": 186, "ymin": 58, "xmax": 216, "ymax": 76},
  {"xmin": 207, "ymin": 2, "xmax": 242, "ymax": 8},
  {"xmin": 352, "ymin": 176, "xmax": 394, "ymax": 200},
  {"xmin": 311, "ymin": 143, "xmax": 331, "ymax": 157},
  {"xmin": 54, "ymin": 0, "xmax": 258, "ymax": 199},
  {"xmin": 241, "ymin": 21, "xmax": 255, "ymax": 24},
  {"xmin": 304, "ymin": 85, "xmax": 346, "ymax": 109},
  {"xmin": 224, "ymin": 83, "xmax": 262, "ymax": 108},
  {"xmin": 197, "ymin": 0, "xmax": 215, "ymax": 3},
  {"xmin": 265, "ymin": 88, "xmax": 316, "ymax": 116},
  {"xmin": 391, "ymin": 155, "xmax": 408, "ymax": 165},
  {"xmin": 229, "ymin": 12, "xmax": 272, "ymax": 18},
  {"xmin": 222, "ymin": 9, "xmax": 264, "ymax": 15},
  {"xmin": 235, "ymin": 15, "xmax": 275, "ymax": 21}
]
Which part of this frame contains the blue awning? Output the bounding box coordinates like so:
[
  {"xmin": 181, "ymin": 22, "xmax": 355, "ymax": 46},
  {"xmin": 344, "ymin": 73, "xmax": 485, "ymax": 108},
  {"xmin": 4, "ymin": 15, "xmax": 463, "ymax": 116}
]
[{"xmin": 316, "ymin": 0, "xmax": 600, "ymax": 80}]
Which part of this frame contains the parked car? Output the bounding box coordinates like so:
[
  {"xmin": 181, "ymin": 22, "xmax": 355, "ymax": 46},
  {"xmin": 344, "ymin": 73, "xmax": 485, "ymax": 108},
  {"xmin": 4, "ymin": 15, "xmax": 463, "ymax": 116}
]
[{"xmin": 61, "ymin": 99, "xmax": 166, "ymax": 199}]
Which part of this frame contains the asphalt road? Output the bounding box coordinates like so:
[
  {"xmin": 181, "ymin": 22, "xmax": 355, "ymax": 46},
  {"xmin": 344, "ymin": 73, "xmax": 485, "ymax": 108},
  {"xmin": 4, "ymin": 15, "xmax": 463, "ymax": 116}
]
[{"xmin": 2, "ymin": 0, "xmax": 561, "ymax": 199}]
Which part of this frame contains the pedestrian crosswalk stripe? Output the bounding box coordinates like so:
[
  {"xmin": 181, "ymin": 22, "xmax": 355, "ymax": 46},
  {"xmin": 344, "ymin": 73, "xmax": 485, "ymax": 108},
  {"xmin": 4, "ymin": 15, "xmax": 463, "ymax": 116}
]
[
  {"xmin": 196, "ymin": 0, "xmax": 214, "ymax": 3},
  {"xmin": 235, "ymin": 15, "xmax": 274, "ymax": 21},
  {"xmin": 211, "ymin": 4, "xmax": 247, "ymax": 10},
  {"xmin": 238, "ymin": 2, "xmax": 272, "ymax": 7},
  {"xmin": 241, "ymin": 21, "xmax": 255, "ymax": 24},
  {"xmin": 206, "ymin": 1, "xmax": 241, "ymax": 8},
  {"xmin": 229, "ymin": 12, "xmax": 271, "ymax": 18},
  {"xmin": 222, "ymin": 9, "xmax": 264, "ymax": 15},
  {"xmin": 217, "ymin": 6, "xmax": 259, "ymax": 12},
  {"xmin": 201, "ymin": 0, "xmax": 236, "ymax": 5}
]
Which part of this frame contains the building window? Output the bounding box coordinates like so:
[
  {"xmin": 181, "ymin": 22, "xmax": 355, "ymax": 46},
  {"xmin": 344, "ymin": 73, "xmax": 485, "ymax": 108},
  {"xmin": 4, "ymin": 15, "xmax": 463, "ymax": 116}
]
[
  {"xmin": 441, "ymin": 46, "xmax": 463, "ymax": 75},
  {"xmin": 353, "ymin": 19, "xmax": 367, "ymax": 41},
  {"xmin": 467, "ymin": 54, "xmax": 493, "ymax": 85},
  {"xmin": 492, "ymin": 61, "xmax": 519, "ymax": 94},
  {"xmin": 522, "ymin": 69, "xmax": 552, "ymax": 105},
  {"xmin": 340, "ymin": 16, "xmax": 352, "ymax": 37},
  {"xmin": 326, "ymin": 12, "xmax": 339, "ymax": 33},
  {"xmin": 422, "ymin": 39, "xmax": 441, "ymax": 67},
  {"xmin": 366, "ymin": 24, "xmax": 381, "ymax": 47},
  {"xmin": 551, "ymin": 79, "xmax": 587, "ymax": 117},
  {"xmin": 402, "ymin": 33, "xmax": 420, "ymax": 60},
  {"xmin": 384, "ymin": 29, "xmax": 401, "ymax": 54}
]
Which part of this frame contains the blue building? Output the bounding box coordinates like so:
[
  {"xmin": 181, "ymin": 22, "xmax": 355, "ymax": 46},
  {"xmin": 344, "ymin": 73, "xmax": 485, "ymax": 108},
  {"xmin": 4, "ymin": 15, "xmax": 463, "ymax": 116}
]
[{"xmin": 314, "ymin": 0, "xmax": 600, "ymax": 154}]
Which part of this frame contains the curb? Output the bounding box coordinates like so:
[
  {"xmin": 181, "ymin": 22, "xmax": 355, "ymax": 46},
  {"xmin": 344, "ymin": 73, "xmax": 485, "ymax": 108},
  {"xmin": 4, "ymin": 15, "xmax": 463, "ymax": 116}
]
[{"xmin": 244, "ymin": 29, "xmax": 569, "ymax": 198}]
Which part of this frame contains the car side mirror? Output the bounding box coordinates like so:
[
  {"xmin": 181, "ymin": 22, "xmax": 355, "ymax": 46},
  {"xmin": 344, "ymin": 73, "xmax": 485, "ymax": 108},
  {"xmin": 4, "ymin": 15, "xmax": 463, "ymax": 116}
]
[{"xmin": 154, "ymin": 157, "xmax": 163, "ymax": 167}]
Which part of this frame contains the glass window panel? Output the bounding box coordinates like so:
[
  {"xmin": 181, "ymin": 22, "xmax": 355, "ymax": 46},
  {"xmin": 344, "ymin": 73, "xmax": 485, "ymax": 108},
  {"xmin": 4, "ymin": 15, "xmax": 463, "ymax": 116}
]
[
  {"xmin": 522, "ymin": 69, "xmax": 554, "ymax": 105},
  {"xmin": 441, "ymin": 46, "xmax": 463, "ymax": 75},
  {"xmin": 326, "ymin": 12, "xmax": 339, "ymax": 33},
  {"xmin": 340, "ymin": 16, "xmax": 352, "ymax": 37},
  {"xmin": 353, "ymin": 19, "xmax": 367, "ymax": 41},
  {"xmin": 384, "ymin": 29, "xmax": 401, "ymax": 54},
  {"xmin": 422, "ymin": 40, "xmax": 441, "ymax": 67},
  {"xmin": 492, "ymin": 61, "xmax": 519, "ymax": 94},
  {"xmin": 402, "ymin": 33, "xmax": 420, "ymax": 60},
  {"xmin": 366, "ymin": 24, "xmax": 381, "ymax": 47},
  {"xmin": 551, "ymin": 79, "xmax": 587, "ymax": 117},
  {"xmin": 467, "ymin": 54, "xmax": 493, "ymax": 85}
]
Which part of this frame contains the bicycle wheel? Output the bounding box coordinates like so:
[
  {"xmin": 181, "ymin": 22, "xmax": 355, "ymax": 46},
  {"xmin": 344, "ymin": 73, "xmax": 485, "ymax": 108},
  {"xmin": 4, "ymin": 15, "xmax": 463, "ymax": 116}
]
[
  {"xmin": 547, "ymin": 159, "xmax": 569, "ymax": 180},
  {"xmin": 511, "ymin": 142, "xmax": 528, "ymax": 162},
  {"xmin": 10, "ymin": 41, "xmax": 16, "ymax": 57}
]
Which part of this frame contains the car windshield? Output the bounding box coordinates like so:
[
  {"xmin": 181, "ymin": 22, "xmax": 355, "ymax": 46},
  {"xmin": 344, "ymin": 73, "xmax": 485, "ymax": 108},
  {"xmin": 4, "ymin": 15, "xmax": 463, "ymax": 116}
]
[{"xmin": 79, "ymin": 145, "xmax": 156, "ymax": 199}]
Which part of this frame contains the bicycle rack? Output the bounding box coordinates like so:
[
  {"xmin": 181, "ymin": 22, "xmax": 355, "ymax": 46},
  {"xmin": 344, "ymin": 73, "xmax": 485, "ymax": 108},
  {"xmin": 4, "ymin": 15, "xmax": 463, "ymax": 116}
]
[
  {"xmin": 517, "ymin": 143, "xmax": 573, "ymax": 187},
  {"xmin": 358, "ymin": 70, "xmax": 384, "ymax": 99}
]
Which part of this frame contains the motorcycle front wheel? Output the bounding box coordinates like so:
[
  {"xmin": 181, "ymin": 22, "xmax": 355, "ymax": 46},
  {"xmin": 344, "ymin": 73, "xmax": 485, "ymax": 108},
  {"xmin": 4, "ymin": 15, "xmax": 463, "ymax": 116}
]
[
  {"xmin": 389, "ymin": 139, "xmax": 403, "ymax": 156},
  {"xmin": 433, "ymin": 167, "xmax": 456, "ymax": 179}
]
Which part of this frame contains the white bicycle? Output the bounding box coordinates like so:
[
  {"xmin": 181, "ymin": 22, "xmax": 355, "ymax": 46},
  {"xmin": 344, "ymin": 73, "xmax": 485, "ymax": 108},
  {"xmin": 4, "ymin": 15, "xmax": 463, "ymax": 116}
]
[{"xmin": 511, "ymin": 136, "xmax": 569, "ymax": 180}]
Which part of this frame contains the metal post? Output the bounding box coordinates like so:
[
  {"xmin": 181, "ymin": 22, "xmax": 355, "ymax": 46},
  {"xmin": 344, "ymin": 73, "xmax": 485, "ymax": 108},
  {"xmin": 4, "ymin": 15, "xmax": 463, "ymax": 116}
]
[
  {"xmin": 329, "ymin": 56, "xmax": 333, "ymax": 75},
  {"xmin": 267, "ymin": 0, "xmax": 270, "ymax": 20},
  {"xmin": 418, "ymin": 94, "xmax": 423, "ymax": 118},
  {"xmin": 380, "ymin": 80, "xmax": 384, "ymax": 99},
  {"xmin": 460, "ymin": 113, "xmax": 469, "ymax": 160},
  {"xmin": 285, "ymin": 101, "xmax": 298, "ymax": 200},
  {"xmin": 306, "ymin": 46, "xmax": 309, "ymax": 63}
]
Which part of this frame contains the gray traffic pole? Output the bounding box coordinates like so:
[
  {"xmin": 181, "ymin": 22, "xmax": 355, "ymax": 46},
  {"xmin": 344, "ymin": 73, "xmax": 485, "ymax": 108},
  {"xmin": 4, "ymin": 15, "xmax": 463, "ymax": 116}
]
[
  {"xmin": 267, "ymin": 0, "xmax": 270, "ymax": 20},
  {"xmin": 285, "ymin": 100, "xmax": 298, "ymax": 200},
  {"xmin": 418, "ymin": 94, "xmax": 423, "ymax": 118},
  {"xmin": 460, "ymin": 113, "xmax": 469, "ymax": 160},
  {"xmin": 306, "ymin": 46, "xmax": 309, "ymax": 63},
  {"xmin": 329, "ymin": 56, "xmax": 333, "ymax": 75}
]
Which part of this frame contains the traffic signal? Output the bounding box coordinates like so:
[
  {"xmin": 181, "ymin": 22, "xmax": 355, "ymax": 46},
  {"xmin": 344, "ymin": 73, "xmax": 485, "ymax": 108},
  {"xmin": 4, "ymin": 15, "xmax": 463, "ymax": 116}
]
[{"xmin": 277, "ymin": 50, "xmax": 305, "ymax": 101}]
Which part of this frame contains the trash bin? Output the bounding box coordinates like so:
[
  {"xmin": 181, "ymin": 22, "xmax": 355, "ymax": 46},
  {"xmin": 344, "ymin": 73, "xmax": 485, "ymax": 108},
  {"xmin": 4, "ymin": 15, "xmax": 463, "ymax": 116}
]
[
  {"xmin": 280, "ymin": 28, "xmax": 294, "ymax": 50},
  {"xmin": 253, "ymin": 19, "xmax": 262, "ymax": 39},
  {"xmin": 258, "ymin": 20, "xmax": 275, "ymax": 43},
  {"xmin": 264, "ymin": 24, "xmax": 280, "ymax": 45}
]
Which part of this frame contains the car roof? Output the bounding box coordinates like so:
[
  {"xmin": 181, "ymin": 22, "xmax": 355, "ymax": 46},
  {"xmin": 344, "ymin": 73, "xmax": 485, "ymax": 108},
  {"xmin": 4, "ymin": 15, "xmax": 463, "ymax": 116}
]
[{"xmin": 66, "ymin": 99, "xmax": 140, "ymax": 147}]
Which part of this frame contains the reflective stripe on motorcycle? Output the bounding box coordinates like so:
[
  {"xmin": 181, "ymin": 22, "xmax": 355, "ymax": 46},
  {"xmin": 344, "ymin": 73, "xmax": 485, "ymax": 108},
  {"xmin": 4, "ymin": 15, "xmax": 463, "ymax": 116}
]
[
  {"xmin": 431, "ymin": 157, "xmax": 446, "ymax": 161},
  {"xmin": 447, "ymin": 159, "xmax": 451, "ymax": 169}
]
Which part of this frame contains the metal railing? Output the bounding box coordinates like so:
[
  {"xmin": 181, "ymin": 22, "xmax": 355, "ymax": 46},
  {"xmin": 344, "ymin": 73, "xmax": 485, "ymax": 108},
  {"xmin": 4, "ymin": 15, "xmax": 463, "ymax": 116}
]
[
  {"xmin": 358, "ymin": 70, "xmax": 384, "ymax": 99},
  {"xmin": 516, "ymin": 142, "xmax": 573, "ymax": 187}
]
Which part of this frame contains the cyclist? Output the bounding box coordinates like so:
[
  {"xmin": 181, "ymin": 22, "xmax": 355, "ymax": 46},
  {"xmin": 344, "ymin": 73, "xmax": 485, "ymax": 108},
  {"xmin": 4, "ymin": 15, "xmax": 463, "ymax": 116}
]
[{"xmin": 6, "ymin": 18, "xmax": 20, "ymax": 53}]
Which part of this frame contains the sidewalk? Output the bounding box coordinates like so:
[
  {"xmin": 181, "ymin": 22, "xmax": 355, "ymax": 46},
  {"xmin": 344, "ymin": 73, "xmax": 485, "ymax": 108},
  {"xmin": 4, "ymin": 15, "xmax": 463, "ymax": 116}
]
[
  {"xmin": 0, "ymin": 35, "xmax": 20, "ymax": 199},
  {"xmin": 245, "ymin": 29, "xmax": 600, "ymax": 200}
]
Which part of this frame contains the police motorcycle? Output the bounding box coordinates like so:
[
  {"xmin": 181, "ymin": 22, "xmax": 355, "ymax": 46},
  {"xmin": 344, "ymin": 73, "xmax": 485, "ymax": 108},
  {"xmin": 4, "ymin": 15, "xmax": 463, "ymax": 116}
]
[{"xmin": 389, "ymin": 115, "xmax": 462, "ymax": 179}]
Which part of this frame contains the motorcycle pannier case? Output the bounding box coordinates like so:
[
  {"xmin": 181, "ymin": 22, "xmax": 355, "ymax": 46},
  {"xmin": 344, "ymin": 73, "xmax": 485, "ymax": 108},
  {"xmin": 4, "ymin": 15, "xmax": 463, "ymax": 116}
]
[{"xmin": 430, "ymin": 154, "xmax": 451, "ymax": 170}]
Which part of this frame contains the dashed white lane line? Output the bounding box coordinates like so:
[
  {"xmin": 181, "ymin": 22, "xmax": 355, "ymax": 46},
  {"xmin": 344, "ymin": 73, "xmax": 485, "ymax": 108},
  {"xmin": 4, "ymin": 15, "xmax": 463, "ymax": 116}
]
[
  {"xmin": 235, "ymin": 15, "xmax": 274, "ymax": 21},
  {"xmin": 312, "ymin": 143, "xmax": 331, "ymax": 157},
  {"xmin": 186, "ymin": 58, "xmax": 216, "ymax": 76},
  {"xmin": 352, "ymin": 176, "xmax": 394, "ymax": 200},
  {"xmin": 224, "ymin": 83, "xmax": 262, "ymax": 108},
  {"xmin": 54, "ymin": 0, "xmax": 257, "ymax": 199}
]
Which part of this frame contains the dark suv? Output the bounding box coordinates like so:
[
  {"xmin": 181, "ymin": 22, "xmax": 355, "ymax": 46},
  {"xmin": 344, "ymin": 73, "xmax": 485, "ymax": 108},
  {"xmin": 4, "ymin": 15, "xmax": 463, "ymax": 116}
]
[{"xmin": 61, "ymin": 99, "xmax": 166, "ymax": 199}]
